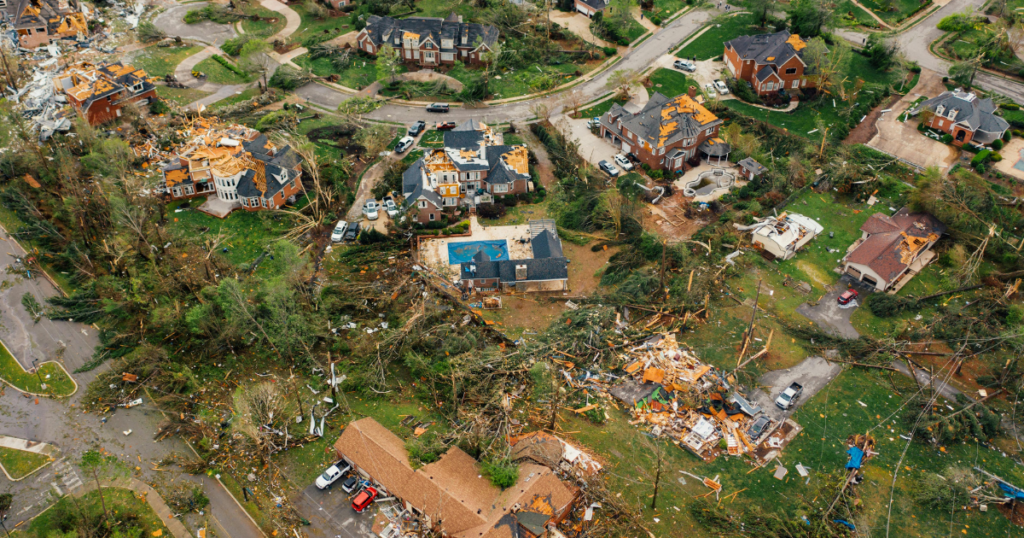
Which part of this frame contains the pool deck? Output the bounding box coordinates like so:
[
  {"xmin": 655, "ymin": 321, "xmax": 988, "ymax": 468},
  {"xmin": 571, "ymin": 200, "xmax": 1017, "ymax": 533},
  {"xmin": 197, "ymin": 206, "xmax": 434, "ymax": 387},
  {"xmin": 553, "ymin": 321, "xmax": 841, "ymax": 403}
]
[
  {"xmin": 673, "ymin": 161, "xmax": 748, "ymax": 203},
  {"xmin": 418, "ymin": 217, "xmax": 535, "ymax": 280},
  {"xmin": 994, "ymin": 138, "xmax": 1024, "ymax": 181}
]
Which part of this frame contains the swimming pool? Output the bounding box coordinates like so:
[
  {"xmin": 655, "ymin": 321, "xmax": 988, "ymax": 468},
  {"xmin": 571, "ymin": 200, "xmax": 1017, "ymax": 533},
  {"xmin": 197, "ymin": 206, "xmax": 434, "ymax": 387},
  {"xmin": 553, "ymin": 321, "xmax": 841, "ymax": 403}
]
[
  {"xmin": 1014, "ymin": 149, "xmax": 1024, "ymax": 173},
  {"xmin": 447, "ymin": 240, "xmax": 510, "ymax": 264}
]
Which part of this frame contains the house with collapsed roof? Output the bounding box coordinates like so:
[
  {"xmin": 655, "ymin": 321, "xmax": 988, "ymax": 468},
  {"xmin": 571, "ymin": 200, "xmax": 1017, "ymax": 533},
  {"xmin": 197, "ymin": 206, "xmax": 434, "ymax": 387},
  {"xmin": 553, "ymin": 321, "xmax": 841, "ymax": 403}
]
[
  {"xmin": 4, "ymin": 0, "xmax": 88, "ymax": 49},
  {"xmin": 160, "ymin": 123, "xmax": 303, "ymax": 217},
  {"xmin": 54, "ymin": 62, "xmax": 156, "ymax": 126},
  {"xmin": 913, "ymin": 89, "xmax": 1010, "ymax": 147},
  {"xmin": 460, "ymin": 225, "xmax": 569, "ymax": 293},
  {"xmin": 740, "ymin": 212, "xmax": 823, "ymax": 261},
  {"xmin": 356, "ymin": 13, "xmax": 499, "ymax": 67},
  {"xmin": 724, "ymin": 31, "xmax": 814, "ymax": 96},
  {"xmin": 599, "ymin": 90, "xmax": 726, "ymax": 173},
  {"xmin": 333, "ymin": 418, "xmax": 578, "ymax": 538},
  {"xmin": 842, "ymin": 208, "xmax": 946, "ymax": 293},
  {"xmin": 403, "ymin": 119, "xmax": 531, "ymax": 224}
]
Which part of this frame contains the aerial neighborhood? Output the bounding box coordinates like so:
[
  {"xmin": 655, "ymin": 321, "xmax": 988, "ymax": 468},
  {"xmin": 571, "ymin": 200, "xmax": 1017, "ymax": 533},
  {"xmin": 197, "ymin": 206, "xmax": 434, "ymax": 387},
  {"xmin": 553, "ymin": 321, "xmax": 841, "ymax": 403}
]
[{"xmin": 1, "ymin": 0, "xmax": 1023, "ymax": 537}]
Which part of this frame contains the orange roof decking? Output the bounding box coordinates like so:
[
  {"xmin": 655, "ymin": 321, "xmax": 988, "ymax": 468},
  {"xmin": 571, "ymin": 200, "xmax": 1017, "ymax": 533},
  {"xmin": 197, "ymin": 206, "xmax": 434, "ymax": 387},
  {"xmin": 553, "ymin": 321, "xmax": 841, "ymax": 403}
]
[{"xmin": 786, "ymin": 33, "xmax": 806, "ymax": 51}]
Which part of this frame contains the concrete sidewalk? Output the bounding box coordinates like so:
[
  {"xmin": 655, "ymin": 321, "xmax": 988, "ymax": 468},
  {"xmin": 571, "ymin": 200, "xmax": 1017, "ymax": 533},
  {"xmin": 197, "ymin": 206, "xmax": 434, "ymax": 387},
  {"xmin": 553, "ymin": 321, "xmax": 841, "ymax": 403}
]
[
  {"xmin": 73, "ymin": 479, "xmax": 191, "ymax": 538},
  {"xmin": 260, "ymin": 0, "xmax": 301, "ymax": 42}
]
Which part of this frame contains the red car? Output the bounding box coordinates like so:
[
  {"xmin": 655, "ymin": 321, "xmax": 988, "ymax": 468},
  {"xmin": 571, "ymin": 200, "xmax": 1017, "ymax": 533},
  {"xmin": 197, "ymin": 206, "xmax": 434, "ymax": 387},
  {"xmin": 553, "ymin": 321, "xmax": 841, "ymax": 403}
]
[
  {"xmin": 838, "ymin": 289, "xmax": 859, "ymax": 305},
  {"xmin": 352, "ymin": 486, "xmax": 378, "ymax": 513},
  {"xmin": 436, "ymin": 121, "xmax": 456, "ymax": 130}
]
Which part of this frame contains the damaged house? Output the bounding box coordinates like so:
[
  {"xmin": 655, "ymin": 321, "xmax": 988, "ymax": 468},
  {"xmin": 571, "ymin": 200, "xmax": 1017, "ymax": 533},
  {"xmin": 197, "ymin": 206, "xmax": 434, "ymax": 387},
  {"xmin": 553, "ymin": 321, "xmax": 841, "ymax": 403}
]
[
  {"xmin": 54, "ymin": 61, "xmax": 156, "ymax": 126},
  {"xmin": 160, "ymin": 122, "xmax": 303, "ymax": 218},
  {"xmin": 460, "ymin": 223, "xmax": 569, "ymax": 294},
  {"xmin": 333, "ymin": 418, "xmax": 578, "ymax": 538},
  {"xmin": 842, "ymin": 207, "xmax": 946, "ymax": 293},
  {"xmin": 402, "ymin": 119, "xmax": 531, "ymax": 224},
  {"xmin": 4, "ymin": 0, "xmax": 88, "ymax": 49},
  {"xmin": 736, "ymin": 212, "xmax": 824, "ymax": 261}
]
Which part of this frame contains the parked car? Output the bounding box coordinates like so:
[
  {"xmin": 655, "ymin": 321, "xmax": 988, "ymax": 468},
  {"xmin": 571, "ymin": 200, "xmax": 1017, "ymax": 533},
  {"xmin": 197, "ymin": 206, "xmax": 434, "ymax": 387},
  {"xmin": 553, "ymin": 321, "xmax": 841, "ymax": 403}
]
[
  {"xmin": 775, "ymin": 382, "xmax": 804, "ymax": 410},
  {"xmin": 340, "ymin": 476, "xmax": 359, "ymax": 494},
  {"xmin": 436, "ymin": 121, "xmax": 456, "ymax": 130},
  {"xmin": 362, "ymin": 200, "xmax": 380, "ymax": 220},
  {"xmin": 382, "ymin": 196, "xmax": 400, "ymax": 218},
  {"xmin": 598, "ymin": 160, "xmax": 620, "ymax": 177},
  {"xmin": 408, "ymin": 120, "xmax": 425, "ymax": 137},
  {"xmin": 714, "ymin": 79, "xmax": 729, "ymax": 95},
  {"xmin": 838, "ymin": 289, "xmax": 859, "ymax": 305},
  {"xmin": 673, "ymin": 59, "xmax": 696, "ymax": 72},
  {"xmin": 426, "ymin": 103, "xmax": 449, "ymax": 113},
  {"xmin": 351, "ymin": 486, "xmax": 379, "ymax": 513},
  {"xmin": 315, "ymin": 462, "xmax": 351, "ymax": 489},
  {"xmin": 613, "ymin": 154, "xmax": 634, "ymax": 171},
  {"xmin": 704, "ymin": 83, "xmax": 717, "ymax": 99},
  {"xmin": 331, "ymin": 220, "xmax": 348, "ymax": 243},
  {"xmin": 746, "ymin": 416, "xmax": 771, "ymax": 441},
  {"xmin": 586, "ymin": 117, "xmax": 601, "ymax": 129},
  {"xmin": 395, "ymin": 136, "xmax": 414, "ymax": 154},
  {"xmin": 344, "ymin": 222, "xmax": 361, "ymax": 241}
]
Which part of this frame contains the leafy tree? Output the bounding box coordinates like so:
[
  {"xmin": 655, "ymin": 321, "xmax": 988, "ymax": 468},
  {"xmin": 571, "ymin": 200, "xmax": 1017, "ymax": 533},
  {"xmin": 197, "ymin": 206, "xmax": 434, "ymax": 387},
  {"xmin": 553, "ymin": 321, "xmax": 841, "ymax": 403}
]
[
  {"xmin": 303, "ymin": 0, "xmax": 328, "ymax": 18},
  {"xmin": 788, "ymin": 0, "xmax": 834, "ymax": 37},
  {"xmin": 749, "ymin": 0, "xmax": 773, "ymax": 26},
  {"xmin": 606, "ymin": 69, "xmax": 638, "ymax": 99},
  {"xmin": 482, "ymin": 458, "xmax": 519, "ymax": 488},
  {"xmin": 375, "ymin": 44, "xmax": 401, "ymax": 84},
  {"xmin": 79, "ymin": 450, "xmax": 129, "ymax": 525},
  {"xmin": 607, "ymin": 0, "xmax": 637, "ymax": 28},
  {"xmin": 136, "ymin": 20, "xmax": 166, "ymax": 43},
  {"xmin": 239, "ymin": 39, "xmax": 274, "ymax": 89},
  {"xmin": 936, "ymin": 8, "xmax": 976, "ymax": 33},
  {"xmin": 803, "ymin": 37, "xmax": 850, "ymax": 97},
  {"xmin": 866, "ymin": 33, "xmax": 900, "ymax": 70},
  {"xmin": 949, "ymin": 56, "xmax": 982, "ymax": 88},
  {"xmin": 354, "ymin": 124, "xmax": 394, "ymax": 158},
  {"xmin": 617, "ymin": 172, "xmax": 646, "ymax": 200}
]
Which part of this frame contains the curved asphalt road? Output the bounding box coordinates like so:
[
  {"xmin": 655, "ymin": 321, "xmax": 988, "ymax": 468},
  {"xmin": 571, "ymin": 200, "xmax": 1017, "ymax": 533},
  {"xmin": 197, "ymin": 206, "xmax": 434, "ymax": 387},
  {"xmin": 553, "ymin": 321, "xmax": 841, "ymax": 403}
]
[{"xmin": 295, "ymin": 9, "xmax": 714, "ymax": 122}]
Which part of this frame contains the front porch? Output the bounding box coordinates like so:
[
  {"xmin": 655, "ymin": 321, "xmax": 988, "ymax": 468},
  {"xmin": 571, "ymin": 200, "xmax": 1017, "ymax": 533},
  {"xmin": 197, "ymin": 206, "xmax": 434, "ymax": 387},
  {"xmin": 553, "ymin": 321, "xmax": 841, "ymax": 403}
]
[{"xmin": 197, "ymin": 196, "xmax": 239, "ymax": 218}]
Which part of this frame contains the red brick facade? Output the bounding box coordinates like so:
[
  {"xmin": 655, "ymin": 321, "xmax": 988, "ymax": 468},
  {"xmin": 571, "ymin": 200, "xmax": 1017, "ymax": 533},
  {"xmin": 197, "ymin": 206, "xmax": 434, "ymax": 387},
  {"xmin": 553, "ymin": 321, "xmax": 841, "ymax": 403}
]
[
  {"xmin": 67, "ymin": 88, "xmax": 156, "ymax": 126},
  {"xmin": 723, "ymin": 32, "xmax": 814, "ymax": 97}
]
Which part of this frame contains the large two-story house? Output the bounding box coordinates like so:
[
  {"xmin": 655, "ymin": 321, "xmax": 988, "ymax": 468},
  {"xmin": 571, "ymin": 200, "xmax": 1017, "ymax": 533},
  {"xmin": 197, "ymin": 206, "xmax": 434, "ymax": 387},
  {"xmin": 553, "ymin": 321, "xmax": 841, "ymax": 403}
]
[
  {"xmin": 356, "ymin": 13, "xmax": 499, "ymax": 67},
  {"xmin": 4, "ymin": 0, "xmax": 88, "ymax": 49},
  {"xmin": 402, "ymin": 120, "xmax": 531, "ymax": 224},
  {"xmin": 160, "ymin": 123, "xmax": 303, "ymax": 218},
  {"xmin": 913, "ymin": 89, "xmax": 1009, "ymax": 146},
  {"xmin": 54, "ymin": 62, "xmax": 157, "ymax": 126},
  {"xmin": 723, "ymin": 31, "xmax": 814, "ymax": 96},
  {"xmin": 599, "ymin": 90, "xmax": 726, "ymax": 173}
]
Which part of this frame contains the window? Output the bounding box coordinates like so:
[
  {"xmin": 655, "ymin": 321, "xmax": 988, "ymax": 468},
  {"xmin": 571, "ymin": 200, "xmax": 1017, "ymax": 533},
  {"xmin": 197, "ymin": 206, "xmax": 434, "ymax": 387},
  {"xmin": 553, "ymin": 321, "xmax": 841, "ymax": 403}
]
[
  {"xmin": 429, "ymin": 213, "xmax": 436, "ymax": 221},
  {"xmin": 938, "ymin": 119, "xmax": 944, "ymax": 127},
  {"xmin": 461, "ymin": 50, "xmax": 467, "ymax": 57},
  {"xmin": 261, "ymin": 198, "xmax": 267, "ymax": 207},
  {"xmin": 493, "ymin": 184, "xmax": 508, "ymax": 193},
  {"xmin": 172, "ymin": 187, "xmax": 181, "ymax": 197},
  {"xmin": 426, "ymin": 52, "xmax": 434, "ymax": 60},
  {"xmin": 184, "ymin": 185, "xmax": 194, "ymax": 195},
  {"xmin": 442, "ymin": 39, "xmax": 453, "ymax": 49},
  {"xmin": 268, "ymin": 199, "xmax": 275, "ymax": 208},
  {"xmin": 785, "ymin": 67, "xmax": 797, "ymax": 75},
  {"xmin": 241, "ymin": 199, "xmax": 248, "ymax": 207},
  {"xmin": 658, "ymin": 147, "xmax": 665, "ymax": 156},
  {"xmin": 442, "ymin": 53, "xmax": 453, "ymax": 61},
  {"xmin": 419, "ymin": 200, "xmax": 427, "ymax": 208},
  {"xmin": 251, "ymin": 197, "xmax": 259, "ymax": 206}
]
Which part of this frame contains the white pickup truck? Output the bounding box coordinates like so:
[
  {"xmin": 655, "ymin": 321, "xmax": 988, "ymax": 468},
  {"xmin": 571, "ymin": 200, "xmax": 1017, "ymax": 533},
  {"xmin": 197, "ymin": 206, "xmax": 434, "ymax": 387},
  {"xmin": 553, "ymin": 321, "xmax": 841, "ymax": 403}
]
[{"xmin": 775, "ymin": 382, "xmax": 803, "ymax": 410}]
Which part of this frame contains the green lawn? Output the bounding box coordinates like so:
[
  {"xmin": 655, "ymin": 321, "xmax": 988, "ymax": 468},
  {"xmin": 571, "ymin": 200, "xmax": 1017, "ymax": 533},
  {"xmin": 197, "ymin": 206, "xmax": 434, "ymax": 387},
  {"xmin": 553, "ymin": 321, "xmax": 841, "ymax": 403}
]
[
  {"xmin": 0, "ymin": 446, "xmax": 52, "ymax": 479},
  {"xmin": 29, "ymin": 488, "xmax": 172, "ymax": 537},
  {"xmin": 156, "ymin": 86, "xmax": 210, "ymax": 108},
  {"xmin": 650, "ymin": 0, "xmax": 687, "ymax": 19},
  {"xmin": 676, "ymin": 13, "xmax": 759, "ymax": 60},
  {"xmin": 0, "ymin": 339, "xmax": 76, "ymax": 396},
  {"xmin": 440, "ymin": 61, "xmax": 583, "ymax": 101},
  {"xmin": 837, "ymin": 0, "xmax": 883, "ymax": 27},
  {"xmin": 194, "ymin": 55, "xmax": 254, "ymax": 85},
  {"xmin": 624, "ymin": 18, "xmax": 648, "ymax": 42},
  {"xmin": 294, "ymin": 54, "xmax": 385, "ymax": 90},
  {"xmin": 164, "ymin": 201, "xmax": 296, "ymax": 267},
  {"xmin": 130, "ymin": 45, "xmax": 204, "ymax": 77},
  {"xmin": 210, "ymin": 87, "xmax": 261, "ymax": 110},
  {"xmin": 242, "ymin": 6, "xmax": 287, "ymax": 37},
  {"xmin": 579, "ymin": 97, "xmax": 626, "ymax": 119},
  {"xmin": 412, "ymin": 0, "xmax": 475, "ymax": 19},
  {"xmin": 648, "ymin": 68, "xmax": 694, "ymax": 98},
  {"xmin": 857, "ymin": 0, "xmax": 931, "ymax": 24},
  {"xmin": 289, "ymin": 6, "xmax": 355, "ymax": 45},
  {"xmin": 420, "ymin": 129, "xmax": 444, "ymax": 147}
]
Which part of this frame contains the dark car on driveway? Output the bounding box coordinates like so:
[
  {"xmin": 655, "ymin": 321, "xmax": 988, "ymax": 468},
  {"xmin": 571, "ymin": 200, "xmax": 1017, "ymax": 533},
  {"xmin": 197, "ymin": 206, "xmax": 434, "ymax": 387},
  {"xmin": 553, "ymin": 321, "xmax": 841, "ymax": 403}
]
[
  {"xmin": 408, "ymin": 121, "xmax": 426, "ymax": 136},
  {"xmin": 426, "ymin": 103, "xmax": 449, "ymax": 113},
  {"xmin": 344, "ymin": 222, "xmax": 360, "ymax": 241},
  {"xmin": 340, "ymin": 475, "xmax": 359, "ymax": 494}
]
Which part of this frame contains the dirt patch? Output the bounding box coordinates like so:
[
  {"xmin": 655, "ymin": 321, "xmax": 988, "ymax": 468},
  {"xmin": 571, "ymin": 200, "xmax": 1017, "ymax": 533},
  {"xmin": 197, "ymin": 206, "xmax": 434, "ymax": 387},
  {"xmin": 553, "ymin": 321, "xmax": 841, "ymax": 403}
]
[
  {"xmin": 564, "ymin": 241, "xmax": 617, "ymax": 295},
  {"xmin": 997, "ymin": 501, "xmax": 1024, "ymax": 526},
  {"xmin": 796, "ymin": 260, "xmax": 833, "ymax": 289},
  {"xmin": 845, "ymin": 91, "xmax": 904, "ymax": 145},
  {"xmin": 646, "ymin": 193, "xmax": 711, "ymax": 242}
]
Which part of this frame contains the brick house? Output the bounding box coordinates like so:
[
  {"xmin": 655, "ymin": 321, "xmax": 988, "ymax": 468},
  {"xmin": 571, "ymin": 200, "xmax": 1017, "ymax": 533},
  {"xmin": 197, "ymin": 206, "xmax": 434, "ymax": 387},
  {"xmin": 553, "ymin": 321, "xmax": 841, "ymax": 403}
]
[
  {"xmin": 160, "ymin": 123, "xmax": 303, "ymax": 218},
  {"xmin": 737, "ymin": 157, "xmax": 767, "ymax": 181},
  {"xmin": 842, "ymin": 208, "xmax": 946, "ymax": 293},
  {"xmin": 460, "ymin": 225, "xmax": 569, "ymax": 293},
  {"xmin": 574, "ymin": 0, "xmax": 608, "ymax": 17},
  {"xmin": 402, "ymin": 119, "xmax": 531, "ymax": 224},
  {"xmin": 723, "ymin": 31, "xmax": 814, "ymax": 97},
  {"xmin": 599, "ymin": 91, "xmax": 726, "ymax": 173},
  {"xmin": 4, "ymin": 0, "xmax": 88, "ymax": 49},
  {"xmin": 55, "ymin": 62, "xmax": 156, "ymax": 126},
  {"xmin": 356, "ymin": 13, "xmax": 498, "ymax": 67},
  {"xmin": 913, "ymin": 89, "xmax": 1009, "ymax": 146},
  {"xmin": 333, "ymin": 418, "xmax": 578, "ymax": 538}
]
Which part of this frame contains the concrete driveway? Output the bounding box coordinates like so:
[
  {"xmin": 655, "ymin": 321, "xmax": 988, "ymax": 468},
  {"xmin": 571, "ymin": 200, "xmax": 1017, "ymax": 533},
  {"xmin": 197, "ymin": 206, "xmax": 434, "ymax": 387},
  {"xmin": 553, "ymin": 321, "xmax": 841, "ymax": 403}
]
[
  {"xmin": 749, "ymin": 356, "xmax": 844, "ymax": 421},
  {"xmin": 292, "ymin": 483, "xmax": 376, "ymax": 538},
  {"xmin": 796, "ymin": 275, "xmax": 872, "ymax": 340},
  {"xmin": 866, "ymin": 69, "xmax": 960, "ymax": 170},
  {"xmin": 153, "ymin": 2, "xmax": 237, "ymax": 46},
  {"xmin": 561, "ymin": 116, "xmax": 624, "ymax": 169}
]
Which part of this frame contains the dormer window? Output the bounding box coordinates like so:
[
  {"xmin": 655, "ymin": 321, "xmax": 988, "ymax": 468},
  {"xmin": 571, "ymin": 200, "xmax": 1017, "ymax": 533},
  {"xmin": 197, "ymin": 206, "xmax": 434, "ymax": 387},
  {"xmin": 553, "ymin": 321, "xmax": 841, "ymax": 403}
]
[
  {"xmin": 461, "ymin": 34, "xmax": 467, "ymax": 45},
  {"xmin": 947, "ymin": 108, "xmax": 957, "ymax": 120},
  {"xmin": 935, "ymin": 104, "xmax": 945, "ymax": 116}
]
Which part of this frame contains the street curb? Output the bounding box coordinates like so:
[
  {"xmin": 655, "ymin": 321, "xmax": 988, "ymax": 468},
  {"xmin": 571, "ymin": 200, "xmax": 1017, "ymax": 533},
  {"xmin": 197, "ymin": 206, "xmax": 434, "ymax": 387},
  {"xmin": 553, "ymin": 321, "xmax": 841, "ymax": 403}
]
[{"xmin": 0, "ymin": 336, "xmax": 78, "ymax": 398}]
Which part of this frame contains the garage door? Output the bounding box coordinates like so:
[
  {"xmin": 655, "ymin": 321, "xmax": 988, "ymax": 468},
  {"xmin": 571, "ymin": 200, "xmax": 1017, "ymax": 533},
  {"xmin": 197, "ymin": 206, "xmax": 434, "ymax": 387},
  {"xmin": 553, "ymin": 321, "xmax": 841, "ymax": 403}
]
[{"xmin": 621, "ymin": 142, "xmax": 632, "ymax": 153}]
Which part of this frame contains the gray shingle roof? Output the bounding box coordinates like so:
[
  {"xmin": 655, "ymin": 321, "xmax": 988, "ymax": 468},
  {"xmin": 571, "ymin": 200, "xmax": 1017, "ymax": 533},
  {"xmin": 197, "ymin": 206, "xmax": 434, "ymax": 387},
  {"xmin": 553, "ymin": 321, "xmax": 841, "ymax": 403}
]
[
  {"xmin": 755, "ymin": 65, "xmax": 778, "ymax": 82},
  {"xmin": 738, "ymin": 157, "xmax": 767, "ymax": 176},
  {"xmin": 919, "ymin": 90, "xmax": 1009, "ymax": 138},
  {"xmin": 531, "ymin": 229, "xmax": 563, "ymax": 259},
  {"xmin": 401, "ymin": 159, "xmax": 442, "ymax": 209},
  {"xmin": 444, "ymin": 130, "xmax": 484, "ymax": 149},
  {"xmin": 460, "ymin": 251, "xmax": 568, "ymax": 283},
  {"xmin": 602, "ymin": 92, "xmax": 722, "ymax": 149},
  {"xmin": 362, "ymin": 14, "xmax": 498, "ymax": 50},
  {"xmin": 725, "ymin": 31, "xmax": 802, "ymax": 67}
]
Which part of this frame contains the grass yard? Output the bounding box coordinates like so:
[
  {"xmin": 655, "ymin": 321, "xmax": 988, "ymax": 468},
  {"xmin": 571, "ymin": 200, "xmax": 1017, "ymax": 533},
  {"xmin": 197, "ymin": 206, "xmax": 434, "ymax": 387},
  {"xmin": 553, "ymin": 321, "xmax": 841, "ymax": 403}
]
[
  {"xmin": 441, "ymin": 62, "xmax": 585, "ymax": 101},
  {"xmin": 28, "ymin": 488, "xmax": 172, "ymax": 537},
  {"xmin": 288, "ymin": 6, "xmax": 355, "ymax": 45},
  {"xmin": 579, "ymin": 97, "xmax": 626, "ymax": 119},
  {"xmin": 420, "ymin": 129, "xmax": 444, "ymax": 147},
  {"xmin": 242, "ymin": 6, "xmax": 287, "ymax": 37},
  {"xmin": 194, "ymin": 55, "xmax": 254, "ymax": 85},
  {"xmin": 164, "ymin": 201, "xmax": 296, "ymax": 267},
  {"xmin": 130, "ymin": 45, "xmax": 204, "ymax": 77},
  {"xmin": 836, "ymin": 0, "xmax": 883, "ymax": 27},
  {"xmin": 676, "ymin": 13, "xmax": 759, "ymax": 60},
  {"xmin": 0, "ymin": 446, "xmax": 52, "ymax": 479},
  {"xmin": 650, "ymin": 0, "xmax": 687, "ymax": 19},
  {"xmin": 648, "ymin": 68, "xmax": 693, "ymax": 98},
  {"xmin": 624, "ymin": 18, "xmax": 648, "ymax": 42},
  {"xmin": 857, "ymin": 0, "xmax": 931, "ymax": 24},
  {"xmin": 156, "ymin": 86, "xmax": 210, "ymax": 107},
  {"xmin": 0, "ymin": 339, "xmax": 76, "ymax": 396},
  {"xmin": 413, "ymin": 0, "xmax": 475, "ymax": 19},
  {"xmin": 210, "ymin": 87, "xmax": 261, "ymax": 110},
  {"xmin": 294, "ymin": 54, "xmax": 386, "ymax": 89}
]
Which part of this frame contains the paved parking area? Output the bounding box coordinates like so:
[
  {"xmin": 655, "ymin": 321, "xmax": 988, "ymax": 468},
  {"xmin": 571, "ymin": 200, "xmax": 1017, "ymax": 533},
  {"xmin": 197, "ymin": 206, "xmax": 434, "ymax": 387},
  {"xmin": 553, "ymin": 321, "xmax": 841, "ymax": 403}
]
[
  {"xmin": 749, "ymin": 356, "xmax": 844, "ymax": 421},
  {"xmin": 561, "ymin": 117, "xmax": 626, "ymax": 170},
  {"xmin": 796, "ymin": 275, "xmax": 873, "ymax": 339},
  {"xmin": 292, "ymin": 484, "xmax": 376, "ymax": 538},
  {"xmin": 866, "ymin": 69, "xmax": 960, "ymax": 170}
]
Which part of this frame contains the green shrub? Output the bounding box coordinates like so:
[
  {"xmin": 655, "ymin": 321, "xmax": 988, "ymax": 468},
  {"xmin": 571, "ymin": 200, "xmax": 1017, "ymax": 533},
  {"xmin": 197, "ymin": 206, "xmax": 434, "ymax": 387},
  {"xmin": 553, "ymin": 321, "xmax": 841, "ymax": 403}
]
[
  {"xmin": 482, "ymin": 458, "xmax": 519, "ymax": 489},
  {"xmin": 991, "ymin": 153, "xmax": 1002, "ymax": 162},
  {"xmin": 971, "ymin": 149, "xmax": 991, "ymax": 167},
  {"xmin": 221, "ymin": 35, "xmax": 254, "ymax": 56},
  {"xmin": 992, "ymin": 138, "xmax": 1004, "ymax": 150},
  {"xmin": 1003, "ymin": 103, "xmax": 1020, "ymax": 110},
  {"xmin": 211, "ymin": 54, "xmax": 247, "ymax": 77},
  {"xmin": 976, "ymin": 163, "xmax": 987, "ymax": 174},
  {"xmin": 868, "ymin": 294, "xmax": 918, "ymax": 317},
  {"xmin": 149, "ymin": 99, "xmax": 170, "ymax": 115},
  {"xmin": 1004, "ymin": 131, "xmax": 1013, "ymax": 141},
  {"xmin": 603, "ymin": 46, "xmax": 617, "ymax": 56},
  {"xmin": 651, "ymin": 15, "xmax": 663, "ymax": 25},
  {"xmin": 941, "ymin": 133, "xmax": 953, "ymax": 144}
]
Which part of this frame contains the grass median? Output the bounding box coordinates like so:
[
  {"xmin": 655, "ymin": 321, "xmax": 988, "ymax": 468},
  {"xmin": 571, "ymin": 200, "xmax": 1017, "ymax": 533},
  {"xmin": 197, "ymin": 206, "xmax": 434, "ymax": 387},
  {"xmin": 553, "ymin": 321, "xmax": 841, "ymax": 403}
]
[
  {"xmin": 0, "ymin": 446, "xmax": 53, "ymax": 480},
  {"xmin": 0, "ymin": 340, "xmax": 76, "ymax": 396}
]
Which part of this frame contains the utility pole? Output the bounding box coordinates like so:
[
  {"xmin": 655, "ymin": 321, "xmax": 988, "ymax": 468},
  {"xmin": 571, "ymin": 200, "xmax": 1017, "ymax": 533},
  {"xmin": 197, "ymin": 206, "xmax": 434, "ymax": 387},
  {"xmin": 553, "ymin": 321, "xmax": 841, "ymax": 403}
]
[
  {"xmin": 737, "ymin": 280, "xmax": 762, "ymax": 368},
  {"xmin": 658, "ymin": 239, "xmax": 667, "ymax": 301}
]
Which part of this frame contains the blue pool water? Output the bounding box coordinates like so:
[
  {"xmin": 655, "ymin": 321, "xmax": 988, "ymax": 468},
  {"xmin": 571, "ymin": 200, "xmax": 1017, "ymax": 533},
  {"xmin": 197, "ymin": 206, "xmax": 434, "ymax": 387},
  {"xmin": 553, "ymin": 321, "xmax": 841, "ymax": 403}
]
[
  {"xmin": 447, "ymin": 240, "xmax": 510, "ymax": 264},
  {"xmin": 1014, "ymin": 150, "xmax": 1024, "ymax": 172}
]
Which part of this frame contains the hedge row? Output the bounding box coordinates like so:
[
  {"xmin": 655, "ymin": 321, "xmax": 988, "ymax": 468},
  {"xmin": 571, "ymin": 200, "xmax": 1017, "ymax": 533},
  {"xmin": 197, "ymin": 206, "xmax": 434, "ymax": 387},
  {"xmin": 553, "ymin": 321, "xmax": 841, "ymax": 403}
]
[{"xmin": 213, "ymin": 54, "xmax": 247, "ymax": 77}]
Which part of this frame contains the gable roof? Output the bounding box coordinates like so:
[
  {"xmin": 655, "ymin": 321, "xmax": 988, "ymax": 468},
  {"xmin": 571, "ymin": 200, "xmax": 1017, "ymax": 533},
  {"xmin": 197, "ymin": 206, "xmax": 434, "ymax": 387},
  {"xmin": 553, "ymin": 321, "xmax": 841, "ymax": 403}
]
[
  {"xmin": 607, "ymin": 92, "xmax": 721, "ymax": 150},
  {"xmin": 334, "ymin": 419, "xmax": 576, "ymax": 538},
  {"xmin": 360, "ymin": 14, "xmax": 498, "ymax": 51},
  {"xmin": 919, "ymin": 90, "xmax": 1010, "ymax": 134},
  {"xmin": 847, "ymin": 207, "xmax": 946, "ymax": 283},
  {"xmin": 577, "ymin": 0, "xmax": 610, "ymax": 10},
  {"xmin": 725, "ymin": 30, "xmax": 806, "ymax": 68},
  {"xmin": 532, "ymin": 229, "xmax": 563, "ymax": 259}
]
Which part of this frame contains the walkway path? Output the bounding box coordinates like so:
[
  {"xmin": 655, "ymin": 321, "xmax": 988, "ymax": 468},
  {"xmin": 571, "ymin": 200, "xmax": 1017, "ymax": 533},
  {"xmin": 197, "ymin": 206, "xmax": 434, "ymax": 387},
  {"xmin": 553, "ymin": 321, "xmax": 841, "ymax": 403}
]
[
  {"xmin": 849, "ymin": 0, "xmax": 893, "ymax": 29},
  {"xmin": 632, "ymin": 6, "xmax": 661, "ymax": 34},
  {"xmin": 73, "ymin": 479, "xmax": 191, "ymax": 538},
  {"xmin": 260, "ymin": 0, "xmax": 302, "ymax": 43}
]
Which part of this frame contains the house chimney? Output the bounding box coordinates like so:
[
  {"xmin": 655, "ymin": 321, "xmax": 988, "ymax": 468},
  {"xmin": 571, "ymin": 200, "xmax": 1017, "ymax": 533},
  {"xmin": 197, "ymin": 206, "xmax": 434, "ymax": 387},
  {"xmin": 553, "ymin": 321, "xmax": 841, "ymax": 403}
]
[
  {"xmin": 688, "ymin": 86, "xmax": 697, "ymax": 99},
  {"xmin": 515, "ymin": 264, "xmax": 527, "ymax": 281}
]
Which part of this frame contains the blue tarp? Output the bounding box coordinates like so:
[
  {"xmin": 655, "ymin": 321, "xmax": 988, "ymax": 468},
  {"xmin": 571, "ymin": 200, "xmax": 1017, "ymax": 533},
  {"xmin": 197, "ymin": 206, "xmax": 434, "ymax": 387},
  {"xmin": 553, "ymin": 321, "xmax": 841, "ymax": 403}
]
[
  {"xmin": 833, "ymin": 519, "xmax": 856, "ymax": 530},
  {"xmin": 846, "ymin": 447, "xmax": 864, "ymax": 470},
  {"xmin": 999, "ymin": 481, "xmax": 1024, "ymax": 500}
]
